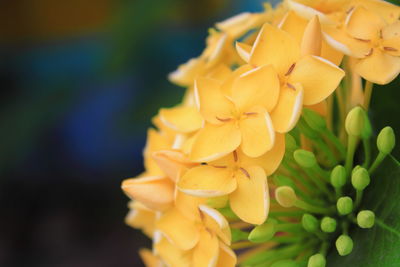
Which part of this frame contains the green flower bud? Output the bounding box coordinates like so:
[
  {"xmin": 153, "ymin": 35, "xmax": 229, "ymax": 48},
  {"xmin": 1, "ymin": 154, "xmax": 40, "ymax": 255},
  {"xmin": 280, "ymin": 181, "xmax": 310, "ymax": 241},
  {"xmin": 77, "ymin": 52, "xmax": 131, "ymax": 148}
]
[
  {"xmin": 248, "ymin": 220, "xmax": 276, "ymax": 243},
  {"xmin": 345, "ymin": 106, "xmax": 364, "ymax": 137},
  {"xmin": 361, "ymin": 111, "xmax": 372, "ymax": 140},
  {"xmin": 271, "ymin": 259, "xmax": 299, "ymax": 267},
  {"xmin": 273, "ymin": 175, "xmax": 295, "ymax": 188},
  {"xmin": 337, "ymin": 196, "xmax": 353, "ymax": 215},
  {"xmin": 377, "ymin": 126, "xmax": 395, "ymax": 155},
  {"xmin": 302, "ymin": 213, "xmax": 319, "ymax": 233},
  {"xmin": 352, "ymin": 165, "xmax": 361, "ymax": 175},
  {"xmin": 357, "ymin": 210, "xmax": 375, "ymax": 229},
  {"xmin": 231, "ymin": 228, "xmax": 249, "ymax": 242},
  {"xmin": 275, "ymin": 186, "xmax": 297, "ymax": 207},
  {"xmin": 303, "ymin": 108, "xmax": 326, "ymax": 132},
  {"xmin": 336, "ymin": 235, "xmax": 354, "ymax": 256},
  {"xmin": 330, "ymin": 165, "xmax": 346, "ymax": 188},
  {"xmin": 308, "ymin": 254, "xmax": 326, "ymax": 267},
  {"xmin": 351, "ymin": 167, "xmax": 370, "ymax": 191},
  {"xmin": 320, "ymin": 217, "xmax": 337, "ymax": 233},
  {"xmin": 294, "ymin": 149, "xmax": 317, "ymax": 168}
]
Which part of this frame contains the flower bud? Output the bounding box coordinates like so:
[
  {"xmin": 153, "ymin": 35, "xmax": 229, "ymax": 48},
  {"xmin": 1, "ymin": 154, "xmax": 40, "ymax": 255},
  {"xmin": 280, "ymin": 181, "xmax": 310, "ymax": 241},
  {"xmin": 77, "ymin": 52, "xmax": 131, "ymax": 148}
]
[
  {"xmin": 302, "ymin": 213, "xmax": 319, "ymax": 233},
  {"xmin": 335, "ymin": 235, "xmax": 354, "ymax": 256},
  {"xmin": 303, "ymin": 108, "xmax": 326, "ymax": 132},
  {"xmin": 271, "ymin": 259, "xmax": 299, "ymax": 267},
  {"xmin": 276, "ymin": 186, "xmax": 297, "ymax": 207},
  {"xmin": 231, "ymin": 228, "xmax": 249, "ymax": 242},
  {"xmin": 352, "ymin": 165, "xmax": 361, "ymax": 175},
  {"xmin": 320, "ymin": 217, "xmax": 337, "ymax": 233},
  {"xmin": 294, "ymin": 149, "xmax": 317, "ymax": 168},
  {"xmin": 345, "ymin": 106, "xmax": 364, "ymax": 137},
  {"xmin": 377, "ymin": 126, "xmax": 395, "ymax": 155},
  {"xmin": 308, "ymin": 254, "xmax": 326, "ymax": 267},
  {"xmin": 330, "ymin": 165, "xmax": 346, "ymax": 188},
  {"xmin": 248, "ymin": 220, "xmax": 276, "ymax": 243},
  {"xmin": 337, "ymin": 197, "xmax": 353, "ymax": 215},
  {"xmin": 357, "ymin": 210, "xmax": 375, "ymax": 229},
  {"xmin": 351, "ymin": 167, "xmax": 370, "ymax": 191}
]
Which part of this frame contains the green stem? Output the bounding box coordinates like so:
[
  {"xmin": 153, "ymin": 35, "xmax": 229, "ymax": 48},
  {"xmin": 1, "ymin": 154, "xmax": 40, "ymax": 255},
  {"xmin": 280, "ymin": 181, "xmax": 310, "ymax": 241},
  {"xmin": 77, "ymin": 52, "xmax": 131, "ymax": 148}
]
[
  {"xmin": 295, "ymin": 199, "xmax": 335, "ymax": 215},
  {"xmin": 369, "ymin": 152, "xmax": 387, "ymax": 174},
  {"xmin": 324, "ymin": 129, "xmax": 347, "ymax": 159},
  {"xmin": 315, "ymin": 139, "xmax": 338, "ymax": 166},
  {"xmin": 362, "ymin": 138, "xmax": 371, "ymax": 168},
  {"xmin": 345, "ymin": 135, "xmax": 358, "ymax": 177},
  {"xmin": 269, "ymin": 210, "xmax": 304, "ymax": 217},
  {"xmin": 282, "ymin": 161, "xmax": 316, "ymax": 192},
  {"xmin": 275, "ymin": 223, "xmax": 304, "ymax": 233},
  {"xmin": 355, "ymin": 189, "xmax": 363, "ymax": 209},
  {"xmin": 363, "ymin": 81, "xmax": 374, "ymax": 110}
]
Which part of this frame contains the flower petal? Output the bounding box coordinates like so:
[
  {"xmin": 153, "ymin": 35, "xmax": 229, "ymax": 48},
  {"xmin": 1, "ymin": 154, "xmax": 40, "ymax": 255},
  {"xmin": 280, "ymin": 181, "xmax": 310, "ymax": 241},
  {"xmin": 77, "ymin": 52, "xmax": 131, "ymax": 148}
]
[
  {"xmin": 270, "ymin": 83, "xmax": 304, "ymax": 133},
  {"xmin": 156, "ymin": 209, "xmax": 200, "ymax": 250},
  {"xmin": 236, "ymin": 41, "xmax": 252, "ymax": 63},
  {"xmin": 154, "ymin": 238, "xmax": 191, "ymax": 267},
  {"xmin": 195, "ymin": 77, "xmax": 235, "ymax": 124},
  {"xmin": 144, "ymin": 129, "xmax": 172, "ymax": 176},
  {"xmin": 287, "ymin": 0, "xmax": 336, "ymax": 25},
  {"xmin": 239, "ymin": 106, "xmax": 275, "ymax": 158},
  {"xmin": 199, "ymin": 205, "xmax": 231, "ymax": 245},
  {"xmin": 175, "ymin": 191, "xmax": 205, "ymax": 221},
  {"xmin": 139, "ymin": 249, "xmax": 163, "ymax": 267},
  {"xmin": 159, "ymin": 106, "xmax": 203, "ymax": 133},
  {"xmin": 216, "ymin": 242, "xmax": 237, "ymax": 267},
  {"xmin": 152, "ymin": 150, "xmax": 197, "ymax": 182},
  {"xmin": 290, "ymin": 55, "xmax": 344, "ymax": 105},
  {"xmin": 250, "ymin": 23, "xmax": 301, "ymax": 75},
  {"xmin": 382, "ymin": 21, "xmax": 400, "ymax": 57},
  {"xmin": 239, "ymin": 133, "xmax": 285, "ymax": 176},
  {"xmin": 190, "ymin": 122, "xmax": 241, "ymax": 162},
  {"xmin": 192, "ymin": 230, "xmax": 220, "ymax": 267},
  {"xmin": 346, "ymin": 6, "xmax": 385, "ymax": 41},
  {"xmin": 300, "ymin": 16, "xmax": 322, "ymax": 56},
  {"xmin": 354, "ymin": 48, "xmax": 400, "ymax": 84},
  {"xmin": 121, "ymin": 176, "xmax": 175, "ymax": 211},
  {"xmin": 323, "ymin": 26, "xmax": 372, "ymax": 58},
  {"xmin": 356, "ymin": 0, "xmax": 400, "ymax": 24},
  {"xmin": 230, "ymin": 166, "xmax": 269, "ymax": 225},
  {"xmin": 178, "ymin": 165, "xmax": 237, "ymax": 197},
  {"xmin": 125, "ymin": 201, "xmax": 156, "ymax": 238},
  {"xmin": 231, "ymin": 65, "xmax": 280, "ymax": 112},
  {"xmin": 168, "ymin": 58, "xmax": 206, "ymax": 87}
]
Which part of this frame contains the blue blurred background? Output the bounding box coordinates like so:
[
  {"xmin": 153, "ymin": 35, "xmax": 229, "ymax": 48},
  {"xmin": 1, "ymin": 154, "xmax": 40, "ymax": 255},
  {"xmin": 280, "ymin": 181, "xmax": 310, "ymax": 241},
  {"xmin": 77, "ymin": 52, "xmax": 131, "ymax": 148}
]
[
  {"xmin": 0, "ymin": 0, "xmax": 398, "ymax": 266},
  {"xmin": 0, "ymin": 0, "xmax": 275, "ymax": 266}
]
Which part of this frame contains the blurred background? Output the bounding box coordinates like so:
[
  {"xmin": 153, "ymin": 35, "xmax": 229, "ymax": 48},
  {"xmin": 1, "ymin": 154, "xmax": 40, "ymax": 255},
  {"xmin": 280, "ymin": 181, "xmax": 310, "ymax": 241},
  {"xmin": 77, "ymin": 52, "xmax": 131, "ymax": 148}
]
[{"xmin": 0, "ymin": 0, "xmax": 398, "ymax": 266}]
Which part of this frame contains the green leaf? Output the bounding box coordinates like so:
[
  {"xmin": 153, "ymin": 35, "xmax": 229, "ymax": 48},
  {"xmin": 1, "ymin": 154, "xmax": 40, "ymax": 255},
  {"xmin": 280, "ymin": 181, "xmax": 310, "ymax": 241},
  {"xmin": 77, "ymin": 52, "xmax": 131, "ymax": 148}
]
[{"xmin": 327, "ymin": 155, "xmax": 400, "ymax": 266}]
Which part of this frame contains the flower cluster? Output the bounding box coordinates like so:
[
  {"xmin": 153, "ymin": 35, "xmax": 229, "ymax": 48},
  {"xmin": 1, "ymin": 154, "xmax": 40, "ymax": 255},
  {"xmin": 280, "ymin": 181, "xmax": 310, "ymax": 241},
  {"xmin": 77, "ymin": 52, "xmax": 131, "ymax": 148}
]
[{"xmin": 121, "ymin": 0, "xmax": 399, "ymax": 266}]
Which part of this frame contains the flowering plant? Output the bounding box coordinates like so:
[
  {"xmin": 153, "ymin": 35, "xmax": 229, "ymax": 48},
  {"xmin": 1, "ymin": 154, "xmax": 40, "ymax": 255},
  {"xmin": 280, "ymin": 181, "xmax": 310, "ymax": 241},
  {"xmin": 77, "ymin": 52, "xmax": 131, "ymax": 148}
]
[{"xmin": 121, "ymin": 0, "xmax": 399, "ymax": 266}]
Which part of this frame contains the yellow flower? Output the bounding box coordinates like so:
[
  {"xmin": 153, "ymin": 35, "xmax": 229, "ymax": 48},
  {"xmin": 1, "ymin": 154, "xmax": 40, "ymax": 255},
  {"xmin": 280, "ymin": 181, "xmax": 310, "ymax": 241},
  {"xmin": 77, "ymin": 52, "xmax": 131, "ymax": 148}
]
[
  {"xmin": 190, "ymin": 64, "xmax": 280, "ymax": 161},
  {"xmin": 179, "ymin": 135, "xmax": 285, "ymax": 225},
  {"xmin": 330, "ymin": 6, "xmax": 400, "ymax": 84},
  {"xmin": 155, "ymin": 193, "xmax": 236, "ymax": 267},
  {"xmin": 245, "ymin": 23, "xmax": 344, "ymax": 132}
]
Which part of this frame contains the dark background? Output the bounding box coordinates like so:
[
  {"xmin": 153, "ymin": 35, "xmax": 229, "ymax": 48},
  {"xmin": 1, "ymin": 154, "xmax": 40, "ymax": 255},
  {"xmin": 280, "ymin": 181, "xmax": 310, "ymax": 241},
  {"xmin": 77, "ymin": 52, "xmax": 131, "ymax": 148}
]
[{"xmin": 0, "ymin": 0, "xmax": 398, "ymax": 266}]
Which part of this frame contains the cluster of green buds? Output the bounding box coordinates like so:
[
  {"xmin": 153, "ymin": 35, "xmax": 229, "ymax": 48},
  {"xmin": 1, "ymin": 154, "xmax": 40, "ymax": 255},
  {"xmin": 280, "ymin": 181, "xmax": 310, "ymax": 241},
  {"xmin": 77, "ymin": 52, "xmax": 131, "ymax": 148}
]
[{"xmin": 225, "ymin": 108, "xmax": 395, "ymax": 267}]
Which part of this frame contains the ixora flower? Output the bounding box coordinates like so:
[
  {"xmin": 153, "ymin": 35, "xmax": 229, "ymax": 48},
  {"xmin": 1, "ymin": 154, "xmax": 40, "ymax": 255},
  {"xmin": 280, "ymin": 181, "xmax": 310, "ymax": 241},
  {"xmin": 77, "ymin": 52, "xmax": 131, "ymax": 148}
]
[{"xmin": 121, "ymin": 1, "xmax": 400, "ymax": 266}]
